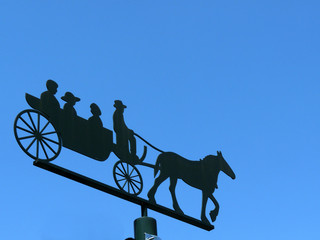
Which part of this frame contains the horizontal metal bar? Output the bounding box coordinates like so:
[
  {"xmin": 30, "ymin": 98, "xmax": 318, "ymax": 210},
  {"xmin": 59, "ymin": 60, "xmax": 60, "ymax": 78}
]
[
  {"xmin": 139, "ymin": 162, "xmax": 155, "ymax": 169},
  {"xmin": 33, "ymin": 160, "xmax": 214, "ymax": 231}
]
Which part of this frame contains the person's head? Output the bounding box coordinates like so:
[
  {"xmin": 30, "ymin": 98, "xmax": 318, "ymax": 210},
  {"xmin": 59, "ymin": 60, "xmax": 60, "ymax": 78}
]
[
  {"xmin": 90, "ymin": 103, "xmax": 101, "ymax": 116},
  {"xmin": 46, "ymin": 79, "xmax": 58, "ymax": 94},
  {"xmin": 114, "ymin": 100, "xmax": 126, "ymax": 113},
  {"xmin": 61, "ymin": 92, "xmax": 80, "ymax": 106}
]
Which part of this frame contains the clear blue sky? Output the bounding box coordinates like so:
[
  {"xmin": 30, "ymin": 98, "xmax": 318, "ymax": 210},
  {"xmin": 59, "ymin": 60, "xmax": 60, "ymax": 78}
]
[{"xmin": 1, "ymin": 1, "xmax": 320, "ymax": 239}]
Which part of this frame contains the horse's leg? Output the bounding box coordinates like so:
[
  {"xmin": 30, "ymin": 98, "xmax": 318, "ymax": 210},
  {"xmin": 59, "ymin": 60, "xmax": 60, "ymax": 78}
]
[
  {"xmin": 208, "ymin": 194, "xmax": 220, "ymax": 222},
  {"xmin": 147, "ymin": 173, "xmax": 168, "ymax": 204},
  {"xmin": 169, "ymin": 177, "xmax": 184, "ymax": 215},
  {"xmin": 201, "ymin": 192, "xmax": 211, "ymax": 225}
]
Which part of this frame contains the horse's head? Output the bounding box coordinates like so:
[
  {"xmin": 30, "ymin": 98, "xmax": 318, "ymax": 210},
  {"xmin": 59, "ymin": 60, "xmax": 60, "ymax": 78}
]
[{"xmin": 217, "ymin": 151, "xmax": 236, "ymax": 180}]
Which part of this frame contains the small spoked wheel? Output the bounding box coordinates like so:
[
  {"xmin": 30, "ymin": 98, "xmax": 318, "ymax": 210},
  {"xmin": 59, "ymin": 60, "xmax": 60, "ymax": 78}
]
[
  {"xmin": 113, "ymin": 161, "xmax": 143, "ymax": 196},
  {"xmin": 14, "ymin": 109, "xmax": 62, "ymax": 161}
]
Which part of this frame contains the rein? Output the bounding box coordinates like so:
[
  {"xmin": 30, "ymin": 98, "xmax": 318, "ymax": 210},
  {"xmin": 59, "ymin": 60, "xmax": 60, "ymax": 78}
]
[{"xmin": 134, "ymin": 132, "xmax": 164, "ymax": 153}]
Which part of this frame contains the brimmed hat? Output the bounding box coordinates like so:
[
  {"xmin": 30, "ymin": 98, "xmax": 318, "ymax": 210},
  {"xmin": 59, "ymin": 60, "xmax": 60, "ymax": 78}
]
[
  {"xmin": 113, "ymin": 100, "xmax": 126, "ymax": 109},
  {"xmin": 61, "ymin": 92, "xmax": 80, "ymax": 103}
]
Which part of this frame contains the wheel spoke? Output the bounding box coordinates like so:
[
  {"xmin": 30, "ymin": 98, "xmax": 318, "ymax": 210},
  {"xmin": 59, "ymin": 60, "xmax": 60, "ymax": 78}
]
[
  {"xmin": 36, "ymin": 140, "xmax": 39, "ymax": 159},
  {"xmin": 130, "ymin": 175, "xmax": 139, "ymax": 179},
  {"xmin": 116, "ymin": 166, "xmax": 126, "ymax": 176},
  {"xmin": 40, "ymin": 140, "xmax": 49, "ymax": 159},
  {"xmin": 120, "ymin": 162, "xmax": 127, "ymax": 175},
  {"xmin": 16, "ymin": 126, "xmax": 34, "ymax": 135},
  {"xmin": 115, "ymin": 172, "xmax": 125, "ymax": 178},
  {"xmin": 129, "ymin": 168, "xmax": 135, "ymax": 177},
  {"xmin": 42, "ymin": 131, "xmax": 57, "ymax": 136},
  {"xmin": 129, "ymin": 181, "xmax": 137, "ymax": 194},
  {"xmin": 130, "ymin": 180, "xmax": 139, "ymax": 191},
  {"xmin": 127, "ymin": 163, "xmax": 129, "ymax": 175},
  {"xmin": 37, "ymin": 112, "xmax": 40, "ymax": 132},
  {"xmin": 128, "ymin": 180, "xmax": 130, "ymax": 193},
  {"xmin": 116, "ymin": 178, "xmax": 126, "ymax": 182},
  {"xmin": 132, "ymin": 182, "xmax": 140, "ymax": 191},
  {"xmin": 122, "ymin": 180, "xmax": 128, "ymax": 190},
  {"xmin": 19, "ymin": 116, "xmax": 35, "ymax": 132},
  {"xmin": 18, "ymin": 134, "xmax": 35, "ymax": 140},
  {"xmin": 41, "ymin": 139, "xmax": 57, "ymax": 155},
  {"xmin": 131, "ymin": 178, "xmax": 142, "ymax": 184},
  {"xmin": 26, "ymin": 137, "xmax": 37, "ymax": 151},
  {"xmin": 40, "ymin": 121, "xmax": 50, "ymax": 134},
  {"xmin": 42, "ymin": 136, "xmax": 59, "ymax": 145},
  {"xmin": 27, "ymin": 111, "xmax": 37, "ymax": 132}
]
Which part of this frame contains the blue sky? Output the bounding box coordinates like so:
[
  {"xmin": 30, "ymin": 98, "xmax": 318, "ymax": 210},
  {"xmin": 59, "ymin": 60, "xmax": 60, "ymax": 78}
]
[{"xmin": 1, "ymin": 1, "xmax": 320, "ymax": 239}]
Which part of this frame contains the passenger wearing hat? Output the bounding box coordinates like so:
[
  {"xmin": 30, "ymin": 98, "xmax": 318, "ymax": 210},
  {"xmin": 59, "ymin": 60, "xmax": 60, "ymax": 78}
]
[
  {"xmin": 61, "ymin": 92, "xmax": 80, "ymax": 117},
  {"xmin": 40, "ymin": 79, "xmax": 60, "ymax": 114},
  {"xmin": 113, "ymin": 100, "xmax": 136, "ymax": 157},
  {"xmin": 88, "ymin": 103, "xmax": 103, "ymax": 127}
]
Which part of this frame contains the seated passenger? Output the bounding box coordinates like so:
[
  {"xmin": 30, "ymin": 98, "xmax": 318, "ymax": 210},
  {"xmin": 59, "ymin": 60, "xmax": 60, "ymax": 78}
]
[
  {"xmin": 88, "ymin": 103, "xmax": 103, "ymax": 127},
  {"xmin": 61, "ymin": 92, "xmax": 80, "ymax": 117},
  {"xmin": 40, "ymin": 80, "xmax": 60, "ymax": 115}
]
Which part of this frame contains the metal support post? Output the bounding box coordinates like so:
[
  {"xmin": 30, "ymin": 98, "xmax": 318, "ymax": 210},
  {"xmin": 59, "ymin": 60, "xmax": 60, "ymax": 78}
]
[{"xmin": 134, "ymin": 205, "xmax": 157, "ymax": 240}]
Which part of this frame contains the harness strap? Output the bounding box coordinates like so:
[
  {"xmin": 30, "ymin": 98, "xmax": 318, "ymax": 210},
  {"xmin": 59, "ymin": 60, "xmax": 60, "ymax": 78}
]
[{"xmin": 134, "ymin": 133, "xmax": 164, "ymax": 153}]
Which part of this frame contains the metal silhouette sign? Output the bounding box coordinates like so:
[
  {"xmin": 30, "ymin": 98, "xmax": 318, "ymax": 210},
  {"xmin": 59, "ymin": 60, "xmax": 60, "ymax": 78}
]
[{"xmin": 14, "ymin": 80, "xmax": 236, "ymax": 231}]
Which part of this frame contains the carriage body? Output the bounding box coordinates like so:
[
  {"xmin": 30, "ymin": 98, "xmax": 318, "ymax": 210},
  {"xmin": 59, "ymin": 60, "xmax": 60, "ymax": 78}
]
[
  {"xmin": 24, "ymin": 93, "xmax": 113, "ymax": 161},
  {"xmin": 14, "ymin": 93, "xmax": 145, "ymax": 196}
]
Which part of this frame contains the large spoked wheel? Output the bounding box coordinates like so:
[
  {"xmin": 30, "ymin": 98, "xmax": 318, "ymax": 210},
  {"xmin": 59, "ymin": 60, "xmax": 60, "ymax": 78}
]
[
  {"xmin": 113, "ymin": 161, "xmax": 143, "ymax": 196},
  {"xmin": 14, "ymin": 109, "xmax": 62, "ymax": 161}
]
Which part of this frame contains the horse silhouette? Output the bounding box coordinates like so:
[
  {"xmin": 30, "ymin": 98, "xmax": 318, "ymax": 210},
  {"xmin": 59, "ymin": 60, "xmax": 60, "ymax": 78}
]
[{"xmin": 147, "ymin": 151, "xmax": 235, "ymax": 225}]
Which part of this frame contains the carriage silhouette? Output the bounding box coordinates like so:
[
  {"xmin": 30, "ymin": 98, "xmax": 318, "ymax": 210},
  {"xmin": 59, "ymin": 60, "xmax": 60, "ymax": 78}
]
[
  {"xmin": 14, "ymin": 83, "xmax": 235, "ymax": 226},
  {"xmin": 14, "ymin": 93, "xmax": 155, "ymax": 196}
]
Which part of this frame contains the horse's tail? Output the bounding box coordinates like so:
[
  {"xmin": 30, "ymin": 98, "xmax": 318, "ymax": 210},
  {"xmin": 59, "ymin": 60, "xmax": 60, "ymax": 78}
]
[{"xmin": 154, "ymin": 153, "xmax": 162, "ymax": 177}]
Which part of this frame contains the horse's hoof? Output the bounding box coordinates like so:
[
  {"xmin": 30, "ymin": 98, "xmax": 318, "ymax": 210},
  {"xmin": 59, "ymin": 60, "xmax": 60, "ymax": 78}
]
[
  {"xmin": 173, "ymin": 207, "xmax": 184, "ymax": 215},
  {"xmin": 209, "ymin": 211, "xmax": 217, "ymax": 222},
  {"xmin": 201, "ymin": 217, "xmax": 211, "ymax": 226},
  {"xmin": 148, "ymin": 196, "xmax": 156, "ymax": 204},
  {"xmin": 175, "ymin": 210, "xmax": 184, "ymax": 215}
]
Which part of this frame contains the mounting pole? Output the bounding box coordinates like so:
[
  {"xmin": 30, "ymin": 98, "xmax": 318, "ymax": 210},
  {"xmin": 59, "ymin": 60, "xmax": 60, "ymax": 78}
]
[
  {"xmin": 141, "ymin": 204, "xmax": 148, "ymax": 217},
  {"xmin": 134, "ymin": 204, "xmax": 157, "ymax": 240}
]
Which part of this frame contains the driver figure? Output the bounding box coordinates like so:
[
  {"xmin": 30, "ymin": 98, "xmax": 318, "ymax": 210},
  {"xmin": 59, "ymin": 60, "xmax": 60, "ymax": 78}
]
[{"xmin": 113, "ymin": 100, "xmax": 136, "ymax": 158}]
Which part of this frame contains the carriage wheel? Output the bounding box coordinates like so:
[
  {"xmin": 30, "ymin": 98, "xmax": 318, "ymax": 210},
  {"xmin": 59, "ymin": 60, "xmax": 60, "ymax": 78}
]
[
  {"xmin": 14, "ymin": 109, "xmax": 62, "ymax": 161},
  {"xmin": 113, "ymin": 161, "xmax": 143, "ymax": 196}
]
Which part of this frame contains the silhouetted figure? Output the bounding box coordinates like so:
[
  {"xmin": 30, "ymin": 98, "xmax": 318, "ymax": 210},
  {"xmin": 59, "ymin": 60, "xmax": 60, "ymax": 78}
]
[
  {"xmin": 40, "ymin": 79, "xmax": 60, "ymax": 115},
  {"xmin": 61, "ymin": 92, "xmax": 80, "ymax": 117},
  {"xmin": 113, "ymin": 100, "xmax": 136, "ymax": 158},
  {"xmin": 147, "ymin": 151, "xmax": 235, "ymax": 225},
  {"xmin": 88, "ymin": 103, "xmax": 103, "ymax": 127}
]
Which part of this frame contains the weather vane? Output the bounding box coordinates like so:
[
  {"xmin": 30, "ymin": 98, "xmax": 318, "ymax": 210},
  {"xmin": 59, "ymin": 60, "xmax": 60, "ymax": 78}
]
[{"xmin": 14, "ymin": 80, "xmax": 236, "ymax": 236}]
